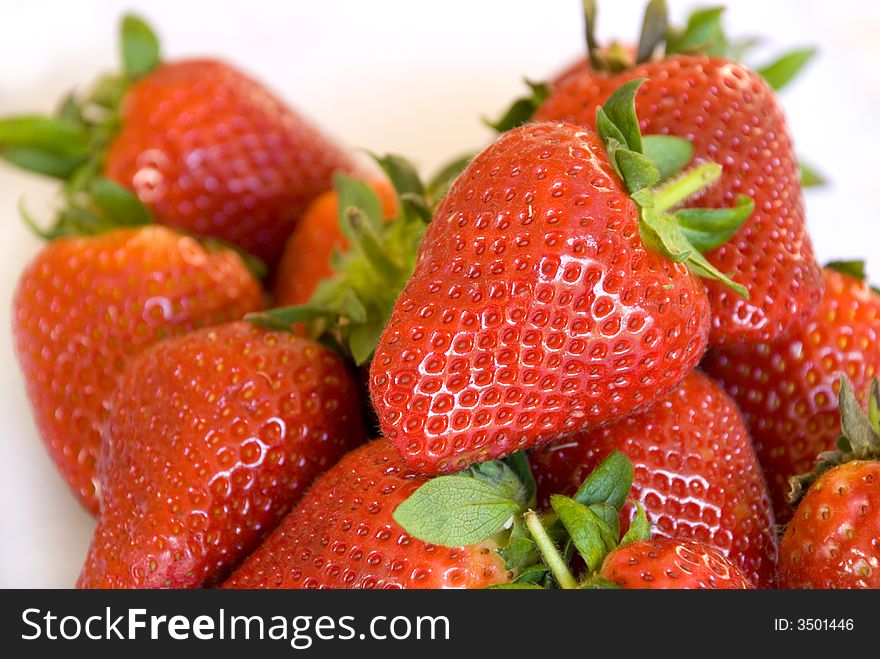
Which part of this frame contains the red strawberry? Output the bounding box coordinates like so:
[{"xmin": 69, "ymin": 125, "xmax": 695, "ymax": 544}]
[
  {"xmin": 77, "ymin": 321, "xmax": 365, "ymax": 588},
  {"xmin": 531, "ymin": 370, "xmax": 777, "ymax": 587},
  {"xmin": 777, "ymin": 378, "xmax": 880, "ymax": 588},
  {"xmin": 223, "ymin": 439, "xmax": 511, "ymax": 589},
  {"xmin": 1, "ymin": 16, "xmax": 357, "ymax": 270},
  {"xmin": 533, "ymin": 14, "xmax": 822, "ymax": 347},
  {"xmin": 702, "ymin": 264, "xmax": 880, "ymax": 522},
  {"xmin": 371, "ymin": 83, "xmax": 753, "ymax": 475},
  {"xmin": 600, "ymin": 537, "xmax": 753, "ymax": 589},
  {"xmin": 12, "ymin": 226, "xmax": 263, "ymax": 514}
]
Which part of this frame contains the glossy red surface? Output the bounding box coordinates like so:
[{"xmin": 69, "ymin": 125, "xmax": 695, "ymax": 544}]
[
  {"xmin": 531, "ymin": 370, "xmax": 777, "ymax": 587},
  {"xmin": 601, "ymin": 537, "xmax": 753, "ymax": 589},
  {"xmin": 371, "ymin": 122, "xmax": 710, "ymax": 474},
  {"xmin": 779, "ymin": 461, "xmax": 880, "ymax": 588},
  {"xmin": 77, "ymin": 322, "xmax": 365, "ymax": 588},
  {"xmin": 223, "ymin": 439, "xmax": 509, "ymax": 589},
  {"xmin": 106, "ymin": 59, "xmax": 357, "ymax": 269}
]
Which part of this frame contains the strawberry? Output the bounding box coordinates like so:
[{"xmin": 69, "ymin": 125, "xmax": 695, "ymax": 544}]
[
  {"xmin": 370, "ymin": 81, "xmax": 753, "ymax": 475},
  {"xmin": 12, "ymin": 226, "xmax": 263, "ymax": 514},
  {"xmin": 530, "ymin": 370, "xmax": 777, "ymax": 587},
  {"xmin": 777, "ymin": 377, "xmax": 880, "ymax": 589},
  {"xmin": 77, "ymin": 321, "xmax": 365, "ymax": 588},
  {"xmin": 599, "ymin": 537, "xmax": 753, "ymax": 589},
  {"xmin": 530, "ymin": 2, "xmax": 823, "ymax": 347},
  {"xmin": 274, "ymin": 177, "xmax": 398, "ymax": 307},
  {"xmin": 702, "ymin": 264, "xmax": 880, "ymax": 522},
  {"xmin": 0, "ymin": 15, "xmax": 357, "ymax": 270},
  {"xmin": 223, "ymin": 439, "xmax": 512, "ymax": 589}
]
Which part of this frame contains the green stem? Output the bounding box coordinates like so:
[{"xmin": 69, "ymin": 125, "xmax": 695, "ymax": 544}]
[
  {"xmin": 652, "ymin": 161, "xmax": 721, "ymax": 212},
  {"xmin": 524, "ymin": 511, "xmax": 577, "ymax": 590},
  {"xmin": 582, "ymin": 0, "xmax": 601, "ymax": 70}
]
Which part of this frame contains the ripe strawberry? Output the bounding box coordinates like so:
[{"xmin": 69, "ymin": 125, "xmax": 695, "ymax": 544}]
[
  {"xmin": 223, "ymin": 439, "xmax": 511, "ymax": 589},
  {"xmin": 777, "ymin": 377, "xmax": 880, "ymax": 588},
  {"xmin": 1, "ymin": 16, "xmax": 357, "ymax": 270},
  {"xmin": 274, "ymin": 177, "xmax": 397, "ymax": 307},
  {"xmin": 702, "ymin": 264, "xmax": 880, "ymax": 522},
  {"xmin": 371, "ymin": 82, "xmax": 753, "ymax": 475},
  {"xmin": 77, "ymin": 321, "xmax": 365, "ymax": 588},
  {"xmin": 531, "ymin": 370, "xmax": 777, "ymax": 587},
  {"xmin": 12, "ymin": 226, "xmax": 262, "ymax": 514},
  {"xmin": 600, "ymin": 537, "xmax": 753, "ymax": 589},
  {"xmin": 532, "ymin": 7, "xmax": 822, "ymax": 347}
]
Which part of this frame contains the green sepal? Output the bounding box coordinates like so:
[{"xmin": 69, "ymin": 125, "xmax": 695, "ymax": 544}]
[
  {"xmin": 485, "ymin": 80, "xmax": 550, "ymax": 133},
  {"xmin": 393, "ymin": 458, "xmax": 531, "ymax": 548},
  {"xmin": 549, "ymin": 495, "xmax": 616, "ymax": 573},
  {"xmin": 826, "ymin": 260, "xmax": 866, "ymax": 281},
  {"xmin": 498, "ymin": 517, "xmax": 538, "ymax": 572},
  {"xmin": 392, "ymin": 475, "xmax": 521, "ymax": 548},
  {"xmin": 619, "ymin": 502, "xmax": 651, "ymax": 546},
  {"xmin": 756, "ymin": 48, "xmax": 816, "ymax": 92},
  {"xmin": 578, "ymin": 575, "xmax": 621, "ymax": 589},
  {"xmin": 870, "ymin": 380, "xmax": 880, "ymax": 432},
  {"xmin": 838, "ymin": 377, "xmax": 880, "ymax": 459},
  {"xmin": 89, "ymin": 177, "xmax": 152, "ymax": 227},
  {"xmin": 502, "ymin": 451, "xmax": 537, "ymax": 509},
  {"xmin": 247, "ymin": 307, "xmax": 334, "ymax": 332},
  {"xmin": 426, "ymin": 153, "xmax": 472, "ymax": 204},
  {"xmin": 588, "ymin": 502, "xmax": 620, "ymax": 540},
  {"xmin": 282, "ymin": 166, "xmax": 430, "ymax": 365},
  {"xmin": 642, "ymin": 135, "xmax": 693, "ymax": 181},
  {"xmin": 121, "ymin": 14, "xmax": 161, "ymax": 78},
  {"xmin": 615, "ymin": 150, "xmax": 660, "ymax": 194},
  {"xmin": 371, "ymin": 153, "xmax": 425, "ymax": 198},
  {"xmin": 571, "ymin": 450, "xmax": 633, "ymax": 510},
  {"xmin": 675, "ymin": 194, "xmax": 754, "ymax": 252},
  {"xmin": 510, "ymin": 563, "xmax": 549, "ymax": 585},
  {"xmin": 0, "ymin": 115, "xmax": 90, "ymax": 178},
  {"xmin": 665, "ymin": 6, "xmax": 728, "ymax": 57},
  {"xmin": 1, "ymin": 15, "xmax": 165, "ymax": 241},
  {"xmin": 799, "ymin": 159, "xmax": 827, "ymax": 188},
  {"xmin": 597, "ymin": 79, "xmax": 644, "ymax": 153},
  {"xmin": 636, "ymin": 0, "xmax": 669, "ymax": 63},
  {"xmin": 0, "ymin": 147, "xmax": 84, "ymax": 180}
]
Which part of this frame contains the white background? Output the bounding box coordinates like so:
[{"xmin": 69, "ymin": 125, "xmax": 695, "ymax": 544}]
[{"xmin": 1, "ymin": 0, "xmax": 878, "ymax": 587}]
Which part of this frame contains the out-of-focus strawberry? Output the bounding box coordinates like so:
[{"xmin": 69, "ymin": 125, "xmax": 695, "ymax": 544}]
[{"xmin": 0, "ymin": 15, "xmax": 357, "ymax": 271}]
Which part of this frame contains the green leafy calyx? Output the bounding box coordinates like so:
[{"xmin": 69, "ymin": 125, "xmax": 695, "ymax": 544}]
[
  {"xmin": 485, "ymin": 80, "xmax": 550, "ymax": 133},
  {"xmin": 250, "ymin": 154, "xmax": 471, "ymax": 365},
  {"xmin": 0, "ymin": 14, "xmax": 161, "ymax": 239},
  {"xmin": 397, "ymin": 450, "xmax": 654, "ymax": 589},
  {"xmin": 788, "ymin": 376, "xmax": 880, "ymax": 507},
  {"xmin": 597, "ymin": 79, "xmax": 751, "ymax": 297}
]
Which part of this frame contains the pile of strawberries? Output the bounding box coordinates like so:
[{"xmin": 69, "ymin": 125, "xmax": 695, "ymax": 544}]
[{"xmin": 4, "ymin": 3, "xmax": 879, "ymax": 590}]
